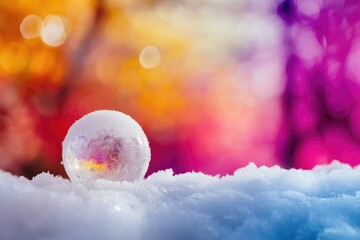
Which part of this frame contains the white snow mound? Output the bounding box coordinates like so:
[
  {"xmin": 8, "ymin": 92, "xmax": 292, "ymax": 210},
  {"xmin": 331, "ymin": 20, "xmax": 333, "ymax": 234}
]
[{"xmin": 1, "ymin": 161, "xmax": 360, "ymax": 240}]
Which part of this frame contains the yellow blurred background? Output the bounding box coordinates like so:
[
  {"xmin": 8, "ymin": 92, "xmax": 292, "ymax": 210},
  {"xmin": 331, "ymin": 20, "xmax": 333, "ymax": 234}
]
[{"xmin": 0, "ymin": 0, "xmax": 284, "ymax": 177}]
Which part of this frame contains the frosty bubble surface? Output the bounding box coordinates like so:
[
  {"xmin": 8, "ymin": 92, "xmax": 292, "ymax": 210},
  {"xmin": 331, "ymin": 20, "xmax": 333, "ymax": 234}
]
[{"xmin": 62, "ymin": 110, "xmax": 151, "ymax": 182}]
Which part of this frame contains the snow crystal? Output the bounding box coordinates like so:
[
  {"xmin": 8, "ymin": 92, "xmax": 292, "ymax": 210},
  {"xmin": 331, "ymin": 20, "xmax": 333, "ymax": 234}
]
[
  {"xmin": 1, "ymin": 161, "xmax": 360, "ymax": 240},
  {"xmin": 62, "ymin": 110, "xmax": 151, "ymax": 183}
]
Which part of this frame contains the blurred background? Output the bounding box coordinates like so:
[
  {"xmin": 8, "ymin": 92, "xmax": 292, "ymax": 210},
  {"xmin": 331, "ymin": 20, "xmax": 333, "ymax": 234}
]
[{"xmin": 0, "ymin": 0, "xmax": 360, "ymax": 178}]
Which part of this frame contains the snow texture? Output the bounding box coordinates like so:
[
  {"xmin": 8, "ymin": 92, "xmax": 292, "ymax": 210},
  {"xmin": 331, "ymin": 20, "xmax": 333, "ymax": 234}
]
[
  {"xmin": 1, "ymin": 161, "xmax": 360, "ymax": 240},
  {"xmin": 62, "ymin": 110, "xmax": 151, "ymax": 183}
]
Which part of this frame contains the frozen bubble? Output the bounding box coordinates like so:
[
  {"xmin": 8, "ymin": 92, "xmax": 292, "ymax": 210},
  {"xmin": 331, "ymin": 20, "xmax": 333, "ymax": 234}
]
[{"xmin": 62, "ymin": 110, "xmax": 151, "ymax": 183}]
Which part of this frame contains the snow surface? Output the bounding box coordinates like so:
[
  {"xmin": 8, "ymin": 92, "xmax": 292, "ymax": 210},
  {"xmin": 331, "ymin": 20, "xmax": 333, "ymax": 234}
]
[{"xmin": 1, "ymin": 161, "xmax": 360, "ymax": 240}]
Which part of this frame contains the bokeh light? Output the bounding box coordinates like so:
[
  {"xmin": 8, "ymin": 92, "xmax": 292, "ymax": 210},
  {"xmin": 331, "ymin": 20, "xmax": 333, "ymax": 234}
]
[
  {"xmin": 139, "ymin": 46, "xmax": 161, "ymax": 69},
  {"xmin": 1, "ymin": 42, "xmax": 29, "ymax": 74},
  {"xmin": 20, "ymin": 15, "xmax": 42, "ymax": 40},
  {"xmin": 40, "ymin": 15, "xmax": 70, "ymax": 47}
]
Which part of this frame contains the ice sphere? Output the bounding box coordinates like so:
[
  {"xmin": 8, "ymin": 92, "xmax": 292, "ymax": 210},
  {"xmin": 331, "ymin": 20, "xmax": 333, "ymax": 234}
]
[{"xmin": 62, "ymin": 110, "xmax": 151, "ymax": 182}]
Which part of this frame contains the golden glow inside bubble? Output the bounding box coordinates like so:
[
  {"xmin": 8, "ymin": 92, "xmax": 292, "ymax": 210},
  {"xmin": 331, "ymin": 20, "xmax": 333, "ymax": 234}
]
[
  {"xmin": 20, "ymin": 15, "xmax": 42, "ymax": 39},
  {"xmin": 80, "ymin": 160, "xmax": 107, "ymax": 172},
  {"xmin": 0, "ymin": 42, "xmax": 29, "ymax": 74},
  {"xmin": 139, "ymin": 45, "xmax": 161, "ymax": 69},
  {"xmin": 40, "ymin": 15, "xmax": 69, "ymax": 47}
]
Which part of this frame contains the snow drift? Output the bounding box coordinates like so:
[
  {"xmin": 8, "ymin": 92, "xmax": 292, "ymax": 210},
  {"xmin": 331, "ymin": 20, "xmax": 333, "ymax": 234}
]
[{"xmin": 1, "ymin": 161, "xmax": 360, "ymax": 240}]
